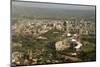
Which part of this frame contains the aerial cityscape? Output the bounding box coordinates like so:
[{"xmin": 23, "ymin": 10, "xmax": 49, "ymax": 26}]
[{"xmin": 11, "ymin": 1, "xmax": 96, "ymax": 66}]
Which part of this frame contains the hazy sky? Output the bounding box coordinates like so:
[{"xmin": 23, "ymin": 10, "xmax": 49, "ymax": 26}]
[
  {"xmin": 12, "ymin": 1, "xmax": 95, "ymax": 18},
  {"xmin": 12, "ymin": 1, "xmax": 95, "ymax": 9}
]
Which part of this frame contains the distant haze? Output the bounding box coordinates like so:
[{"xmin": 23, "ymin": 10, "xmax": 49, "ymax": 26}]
[{"xmin": 12, "ymin": 1, "xmax": 95, "ymax": 18}]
